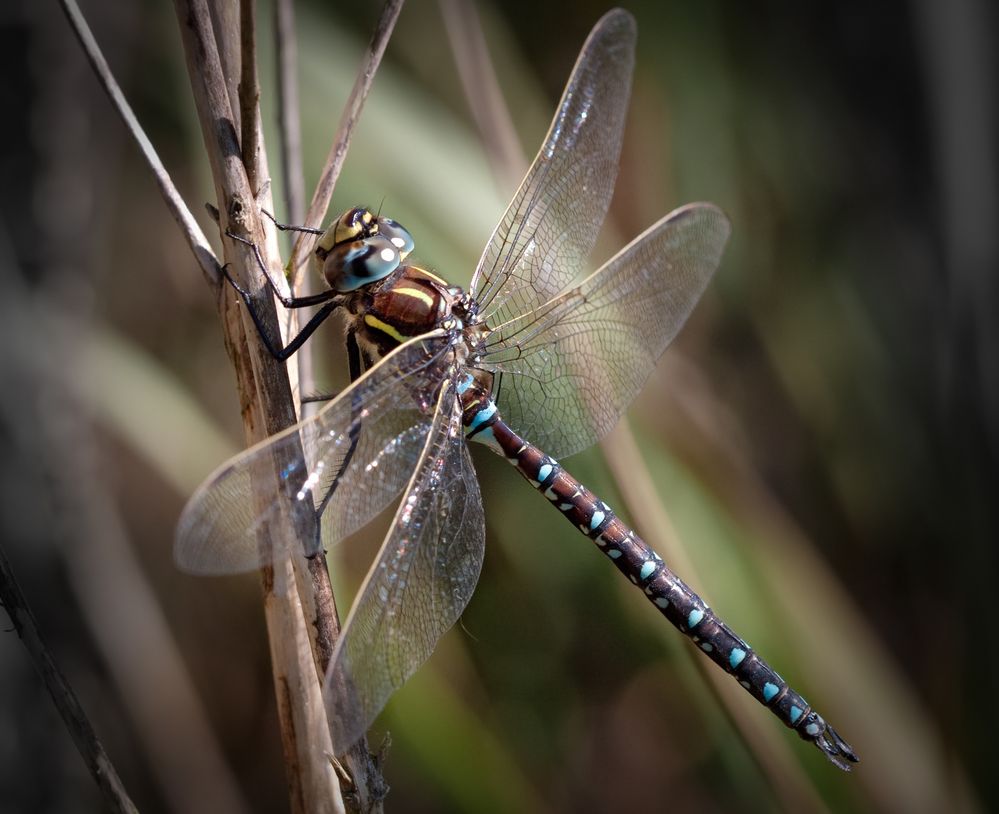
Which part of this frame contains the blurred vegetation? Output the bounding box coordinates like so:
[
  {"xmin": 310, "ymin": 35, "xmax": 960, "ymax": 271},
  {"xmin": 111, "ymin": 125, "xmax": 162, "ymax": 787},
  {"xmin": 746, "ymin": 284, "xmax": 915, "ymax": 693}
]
[{"xmin": 0, "ymin": 0, "xmax": 994, "ymax": 812}]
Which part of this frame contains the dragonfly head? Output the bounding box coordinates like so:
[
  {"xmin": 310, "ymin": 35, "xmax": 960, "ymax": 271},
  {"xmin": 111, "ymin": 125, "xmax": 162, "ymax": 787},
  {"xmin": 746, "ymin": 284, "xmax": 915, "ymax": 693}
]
[{"xmin": 314, "ymin": 207, "xmax": 416, "ymax": 292}]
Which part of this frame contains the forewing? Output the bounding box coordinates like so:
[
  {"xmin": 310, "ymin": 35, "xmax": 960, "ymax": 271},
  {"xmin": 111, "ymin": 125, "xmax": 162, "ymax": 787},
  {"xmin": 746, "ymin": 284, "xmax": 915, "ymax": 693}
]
[
  {"xmin": 478, "ymin": 204, "xmax": 730, "ymax": 459},
  {"xmin": 469, "ymin": 9, "xmax": 635, "ymax": 328},
  {"xmin": 174, "ymin": 333, "xmax": 452, "ymax": 575},
  {"xmin": 324, "ymin": 381, "xmax": 484, "ymax": 753}
]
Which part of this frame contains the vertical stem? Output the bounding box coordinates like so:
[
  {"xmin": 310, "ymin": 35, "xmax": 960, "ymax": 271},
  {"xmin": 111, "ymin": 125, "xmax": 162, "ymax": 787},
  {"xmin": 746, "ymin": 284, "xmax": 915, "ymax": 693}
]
[
  {"xmin": 239, "ymin": 0, "xmax": 261, "ymax": 189},
  {"xmin": 275, "ymin": 0, "xmax": 306, "ymax": 227},
  {"xmin": 172, "ymin": 1, "xmax": 344, "ymax": 810},
  {"xmin": 273, "ymin": 0, "xmax": 321, "ymax": 422}
]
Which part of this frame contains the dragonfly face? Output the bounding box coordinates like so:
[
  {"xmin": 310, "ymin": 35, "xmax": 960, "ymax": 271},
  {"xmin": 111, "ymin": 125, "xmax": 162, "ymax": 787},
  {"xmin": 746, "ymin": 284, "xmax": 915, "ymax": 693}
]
[
  {"xmin": 176, "ymin": 8, "xmax": 858, "ymax": 771},
  {"xmin": 314, "ymin": 206, "xmax": 416, "ymax": 292}
]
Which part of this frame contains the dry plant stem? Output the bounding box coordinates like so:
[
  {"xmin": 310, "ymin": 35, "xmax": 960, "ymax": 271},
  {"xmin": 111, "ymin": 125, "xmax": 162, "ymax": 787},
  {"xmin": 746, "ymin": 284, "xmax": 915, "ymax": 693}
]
[
  {"xmin": 234, "ymin": 0, "xmax": 337, "ymax": 671},
  {"xmin": 439, "ymin": 0, "xmax": 524, "ymax": 193},
  {"xmin": 57, "ymin": 0, "xmax": 218, "ymax": 284},
  {"xmin": 0, "ymin": 544, "xmax": 138, "ymax": 814},
  {"xmin": 239, "ymin": 0, "xmax": 262, "ymax": 189},
  {"xmin": 275, "ymin": 0, "xmax": 306, "ymax": 226},
  {"xmin": 192, "ymin": 3, "xmax": 384, "ymax": 808},
  {"xmin": 289, "ymin": 0, "xmax": 406, "ymax": 280},
  {"xmin": 173, "ymin": 1, "xmax": 344, "ymax": 811},
  {"xmin": 272, "ymin": 0, "xmax": 320, "ymax": 412}
]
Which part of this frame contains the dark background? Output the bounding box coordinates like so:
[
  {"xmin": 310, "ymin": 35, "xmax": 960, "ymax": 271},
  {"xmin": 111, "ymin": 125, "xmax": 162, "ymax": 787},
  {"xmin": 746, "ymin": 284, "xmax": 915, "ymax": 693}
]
[{"xmin": 0, "ymin": 0, "xmax": 995, "ymax": 811}]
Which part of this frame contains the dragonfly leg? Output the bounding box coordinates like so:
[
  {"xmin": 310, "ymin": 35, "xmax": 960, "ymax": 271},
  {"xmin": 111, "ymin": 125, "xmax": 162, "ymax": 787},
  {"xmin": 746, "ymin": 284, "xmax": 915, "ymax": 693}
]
[
  {"xmin": 221, "ymin": 232, "xmax": 344, "ymax": 362},
  {"xmin": 225, "ymin": 230, "xmax": 338, "ymax": 308},
  {"xmin": 260, "ymin": 208, "xmax": 325, "ymax": 235}
]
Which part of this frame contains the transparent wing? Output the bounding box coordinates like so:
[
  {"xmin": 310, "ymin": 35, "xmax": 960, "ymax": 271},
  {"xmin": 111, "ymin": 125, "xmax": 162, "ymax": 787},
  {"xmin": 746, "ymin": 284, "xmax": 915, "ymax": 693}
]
[
  {"xmin": 174, "ymin": 333, "xmax": 453, "ymax": 575},
  {"xmin": 468, "ymin": 9, "xmax": 635, "ymax": 328},
  {"xmin": 477, "ymin": 203, "xmax": 730, "ymax": 459},
  {"xmin": 324, "ymin": 381, "xmax": 484, "ymax": 753}
]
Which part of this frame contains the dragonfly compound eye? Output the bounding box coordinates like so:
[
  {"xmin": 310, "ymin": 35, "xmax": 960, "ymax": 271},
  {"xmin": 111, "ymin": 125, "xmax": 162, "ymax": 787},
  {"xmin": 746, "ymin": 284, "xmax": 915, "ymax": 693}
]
[
  {"xmin": 323, "ymin": 234, "xmax": 403, "ymax": 292},
  {"xmin": 375, "ymin": 218, "xmax": 415, "ymax": 260}
]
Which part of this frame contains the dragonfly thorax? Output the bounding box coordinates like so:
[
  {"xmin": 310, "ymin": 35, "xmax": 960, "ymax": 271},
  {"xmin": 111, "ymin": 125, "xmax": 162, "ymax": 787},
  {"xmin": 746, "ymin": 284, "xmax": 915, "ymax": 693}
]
[{"xmin": 347, "ymin": 263, "xmax": 467, "ymax": 360}]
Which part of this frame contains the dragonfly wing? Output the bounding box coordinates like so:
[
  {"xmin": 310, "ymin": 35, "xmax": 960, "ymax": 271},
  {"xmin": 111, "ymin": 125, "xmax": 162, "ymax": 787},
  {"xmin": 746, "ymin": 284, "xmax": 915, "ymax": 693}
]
[
  {"xmin": 469, "ymin": 9, "xmax": 635, "ymax": 328},
  {"xmin": 478, "ymin": 203, "xmax": 730, "ymax": 459},
  {"xmin": 324, "ymin": 380, "xmax": 484, "ymax": 753},
  {"xmin": 174, "ymin": 333, "xmax": 453, "ymax": 575}
]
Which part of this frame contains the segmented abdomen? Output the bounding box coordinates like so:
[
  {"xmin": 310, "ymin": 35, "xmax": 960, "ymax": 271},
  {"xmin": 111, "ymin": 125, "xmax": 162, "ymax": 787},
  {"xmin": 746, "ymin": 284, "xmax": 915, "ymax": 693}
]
[{"xmin": 462, "ymin": 394, "xmax": 854, "ymax": 764}]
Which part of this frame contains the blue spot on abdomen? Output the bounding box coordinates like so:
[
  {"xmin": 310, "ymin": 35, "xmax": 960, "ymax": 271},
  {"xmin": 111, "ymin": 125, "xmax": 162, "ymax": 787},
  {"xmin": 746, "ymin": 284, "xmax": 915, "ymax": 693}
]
[{"xmin": 467, "ymin": 401, "xmax": 497, "ymax": 432}]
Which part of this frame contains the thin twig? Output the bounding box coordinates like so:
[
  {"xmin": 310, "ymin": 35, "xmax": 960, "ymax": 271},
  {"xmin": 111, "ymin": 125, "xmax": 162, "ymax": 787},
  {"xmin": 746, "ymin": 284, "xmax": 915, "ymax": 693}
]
[
  {"xmin": 0, "ymin": 543, "xmax": 139, "ymax": 814},
  {"xmin": 289, "ymin": 0, "xmax": 406, "ymax": 280},
  {"xmin": 273, "ymin": 0, "xmax": 320, "ymax": 417},
  {"xmin": 57, "ymin": 0, "xmax": 219, "ymax": 285}
]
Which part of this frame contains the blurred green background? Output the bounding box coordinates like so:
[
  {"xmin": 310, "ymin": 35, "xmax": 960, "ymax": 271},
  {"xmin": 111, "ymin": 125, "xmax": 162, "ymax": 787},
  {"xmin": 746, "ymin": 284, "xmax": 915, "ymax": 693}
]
[{"xmin": 0, "ymin": 0, "xmax": 994, "ymax": 811}]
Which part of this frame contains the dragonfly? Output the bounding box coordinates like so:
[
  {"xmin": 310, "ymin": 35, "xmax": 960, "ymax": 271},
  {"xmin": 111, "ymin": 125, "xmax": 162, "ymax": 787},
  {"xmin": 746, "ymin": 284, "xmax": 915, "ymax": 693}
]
[{"xmin": 175, "ymin": 8, "xmax": 858, "ymax": 770}]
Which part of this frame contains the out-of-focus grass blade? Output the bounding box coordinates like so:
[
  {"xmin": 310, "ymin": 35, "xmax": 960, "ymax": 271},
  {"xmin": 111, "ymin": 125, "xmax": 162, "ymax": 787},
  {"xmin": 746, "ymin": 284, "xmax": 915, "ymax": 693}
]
[
  {"xmin": 381, "ymin": 656, "xmax": 546, "ymax": 814},
  {"xmin": 71, "ymin": 323, "xmax": 237, "ymax": 496},
  {"xmin": 632, "ymin": 414, "xmax": 970, "ymax": 811}
]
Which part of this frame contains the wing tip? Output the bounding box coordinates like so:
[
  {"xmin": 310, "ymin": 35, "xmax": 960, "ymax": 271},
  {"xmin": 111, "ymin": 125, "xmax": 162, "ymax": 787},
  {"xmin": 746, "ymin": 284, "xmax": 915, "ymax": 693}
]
[{"xmin": 670, "ymin": 201, "xmax": 733, "ymax": 243}]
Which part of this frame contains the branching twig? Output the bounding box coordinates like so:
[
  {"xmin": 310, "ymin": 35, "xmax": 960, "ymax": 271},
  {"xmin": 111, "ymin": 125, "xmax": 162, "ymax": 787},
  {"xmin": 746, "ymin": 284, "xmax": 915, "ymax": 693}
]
[
  {"xmin": 0, "ymin": 544, "xmax": 139, "ymax": 814},
  {"xmin": 289, "ymin": 0, "xmax": 405, "ymax": 280},
  {"xmin": 66, "ymin": 0, "xmax": 392, "ymax": 807}
]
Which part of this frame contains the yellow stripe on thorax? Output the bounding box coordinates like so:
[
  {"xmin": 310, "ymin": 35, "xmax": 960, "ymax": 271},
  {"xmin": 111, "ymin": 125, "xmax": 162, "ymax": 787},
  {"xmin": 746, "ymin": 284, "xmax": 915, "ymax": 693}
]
[
  {"xmin": 394, "ymin": 286, "xmax": 435, "ymax": 308},
  {"xmin": 363, "ymin": 314, "xmax": 407, "ymax": 344},
  {"xmin": 415, "ymin": 267, "xmax": 447, "ymax": 286}
]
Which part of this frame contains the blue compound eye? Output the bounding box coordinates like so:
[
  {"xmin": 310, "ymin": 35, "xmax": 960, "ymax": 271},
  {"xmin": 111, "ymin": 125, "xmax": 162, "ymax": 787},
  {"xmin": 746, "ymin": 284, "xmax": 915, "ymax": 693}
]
[
  {"xmin": 324, "ymin": 234, "xmax": 403, "ymax": 292},
  {"xmin": 376, "ymin": 218, "xmax": 415, "ymax": 259}
]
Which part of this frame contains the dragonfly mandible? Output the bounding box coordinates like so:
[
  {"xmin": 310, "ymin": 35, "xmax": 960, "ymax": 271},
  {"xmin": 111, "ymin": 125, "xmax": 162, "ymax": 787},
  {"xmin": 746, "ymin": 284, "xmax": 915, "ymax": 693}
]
[{"xmin": 175, "ymin": 8, "xmax": 858, "ymax": 770}]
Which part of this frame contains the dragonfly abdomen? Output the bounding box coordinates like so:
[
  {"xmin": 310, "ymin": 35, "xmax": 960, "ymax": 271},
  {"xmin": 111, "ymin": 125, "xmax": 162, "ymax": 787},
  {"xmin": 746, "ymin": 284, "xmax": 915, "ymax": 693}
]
[{"xmin": 462, "ymin": 389, "xmax": 857, "ymax": 768}]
